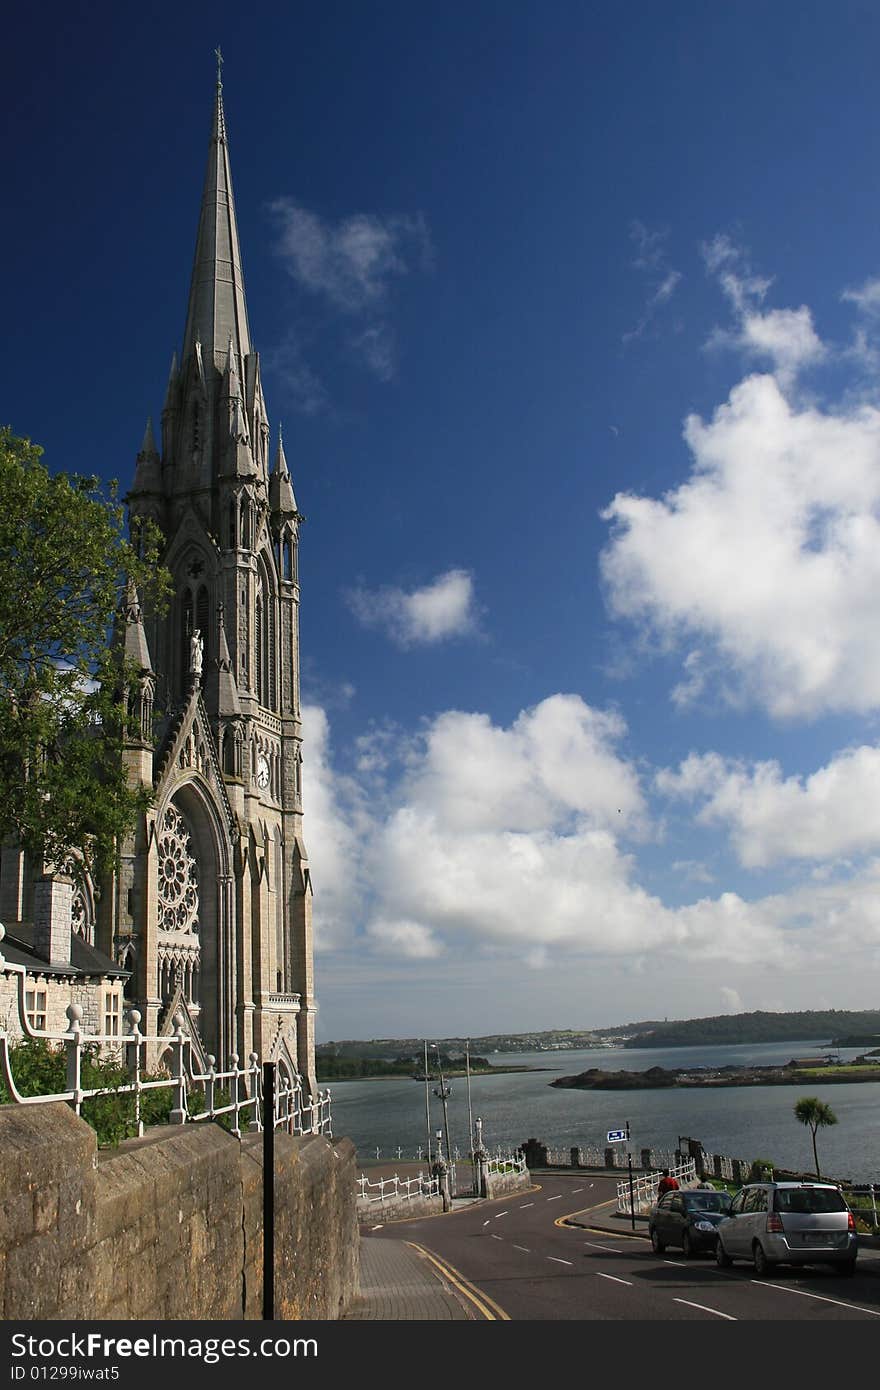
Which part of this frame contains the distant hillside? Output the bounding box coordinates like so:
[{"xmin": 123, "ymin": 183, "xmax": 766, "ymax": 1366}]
[
  {"xmin": 317, "ymin": 1010, "xmax": 880, "ymax": 1057},
  {"xmin": 620, "ymin": 1010, "xmax": 880, "ymax": 1048}
]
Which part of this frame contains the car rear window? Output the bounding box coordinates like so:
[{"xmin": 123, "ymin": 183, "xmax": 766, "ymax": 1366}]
[
  {"xmin": 684, "ymin": 1193, "xmax": 730, "ymax": 1212},
  {"xmin": 773, "ymin": 1188, "xmax": 846, "ymax": 1214}
]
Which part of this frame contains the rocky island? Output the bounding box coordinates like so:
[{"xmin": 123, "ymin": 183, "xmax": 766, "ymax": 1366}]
[{"xmin": 551, "ymin": 1059, "xmax": 880, "ymax": 1090}]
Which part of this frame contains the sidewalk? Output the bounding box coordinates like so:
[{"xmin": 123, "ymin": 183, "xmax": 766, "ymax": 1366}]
[{"xmin": 343, "ymin": 1234, "xmax": 478, "ymax": 1319}]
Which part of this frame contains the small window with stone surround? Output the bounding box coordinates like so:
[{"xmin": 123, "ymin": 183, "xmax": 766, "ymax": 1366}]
[
  {"xmin": 104, "ymin": 992, "xmax": 121, "ymax": 1038},
  {"xmin": 25, "ymin": 988, "xmax": 47, "ymax": 1030}
]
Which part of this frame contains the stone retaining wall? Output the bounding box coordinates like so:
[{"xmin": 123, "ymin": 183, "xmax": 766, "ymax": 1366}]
[
  {"xmin": 0, "ymin": 1102, "xmax": 358, "ymax": 1321},
  {"xmin": 483, "ymin": 1168, "xmax": 532, "ymax": 1200}
]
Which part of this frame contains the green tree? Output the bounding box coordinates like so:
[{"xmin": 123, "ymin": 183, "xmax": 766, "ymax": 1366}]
[
  {"xmin": 794, "ymin": 1095, "xmax": 838, "ymax": 1179},
  {"xmin": 0, "ymin": 427, "xmax": 169, "ymax": 880}
]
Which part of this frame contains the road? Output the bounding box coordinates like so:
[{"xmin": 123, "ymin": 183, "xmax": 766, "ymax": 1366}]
[{"xmin": 368, "ymin": 1172, "xmax": 880, "ymax": 1320}]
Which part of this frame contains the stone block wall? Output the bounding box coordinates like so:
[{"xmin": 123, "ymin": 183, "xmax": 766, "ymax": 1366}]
[
  {"xmin": 483, "ymin": 1168, "xmax": 532, "ymax": 1200},
  {"xmin": 0, "ymin": 1103, "xmax": 358, "ymax": 1321}
]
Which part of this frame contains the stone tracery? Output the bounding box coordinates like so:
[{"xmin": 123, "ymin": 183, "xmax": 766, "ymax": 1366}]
[{"xmin": 157, "ymin": 804, "xmax": 200, "ymax": 936}]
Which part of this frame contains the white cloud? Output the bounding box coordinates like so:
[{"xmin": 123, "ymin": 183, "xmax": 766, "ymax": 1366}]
[
  {"xmin": 658, "ymin": 744, "xmax": 880, "ymax": 868},
  {"xmin": 720, "ymin": 986, "xmax": 744, "ymax": 1013},
  {"xmin": 270, "ymin": 199, "xmax": 430, "ymax": 312},
  {"xmin": 268, "ymin": 199, "xmax": 432, "ymax": 381},
  {"xmin": 623, "ymin": 221, "xmax": 682, "ymax": 343},
  {"xmin": 702, "ymin": 236, "xmax": 824, "ymax": 383},
  {"xmin": 601, "ymin": 369, "xmax": 880, "ymax": 718},
  {"xmin": 842, "ymin": 277, "xmax": 880, "ymax": 316},
  {"xmin": 306, "ymin": 697, "xmax": 880, "ymax": 1016},
  {"xmin": 300, "ymin": 703, "xmax": 369, "ymax": 952},
  {"xmin": 346, "ymin": 568, "xmax": 480, "ymax": 646}
]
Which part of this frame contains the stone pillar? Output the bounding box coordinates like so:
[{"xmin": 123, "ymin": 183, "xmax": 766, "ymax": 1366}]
[
  {"xmin": 604, "ymin": 1146, "xmax": 616, "ymax": 1168},
  {"xmin": 731, "ymin": 1158, "xmax": 744, "ymax": 1184},
  {"xmin": 570, "ymin": 1146, "xmax": 582, "ymax": 1168},
  {"xmin": 520, "ymin": 1138, "xmax": 547, "ymax": 1168},
  {"xmin": 32, "ymin": 874, "xmax": 73, "ymax": 967},
  {"xmin": 713, "ymin": 1153, "xmax": 724, "ymax": 1179},
  {"xmin": 641, "ymin": 1148, "xmax": 653, "ymax": 1170},
  {"xmin": 431, "ymin": 1156, "xmax": 451, "ymax": 1211}
]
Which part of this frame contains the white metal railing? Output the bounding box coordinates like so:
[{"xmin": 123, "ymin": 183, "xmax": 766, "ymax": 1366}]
[
  {"xmin": 616, "ymin": 1158, "xmax": 697, "ymax": 1214},
  {"xmin": 356, "ymin": 1171, "xmax": 440, "ymax": 1205},
  {"xmin": 0, "ymin": 947, "xmax": 330, "ymax": 1141},
  {"xmin": 486, "ymin": 1152, "xmax": 528, "ymax": 1177}
]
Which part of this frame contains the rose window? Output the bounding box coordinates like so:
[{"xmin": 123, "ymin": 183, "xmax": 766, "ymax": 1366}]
[{"xmin": 157, "ymin": 805, "xmax": 200, "ymax": 934}]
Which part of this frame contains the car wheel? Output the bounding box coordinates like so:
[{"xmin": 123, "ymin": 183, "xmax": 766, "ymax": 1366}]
[
  {"xmin": 715, "ymin": 1239, "xmax": 732, "ymax": 1269},
  {"xmin": 752, "ymin": 1241, "xmax": 774, "ymax": 1277},
  {"xmin": 650, "ymin": 1227, "xmax": 665, "ymax": 1254},
  {"xmin": 835, "ymin": 1261, "xmax": 856, "ymax": 1277},
  {"xmin": 681, "ymin": 1231, "xmax": 693, "ymax": 1259}
]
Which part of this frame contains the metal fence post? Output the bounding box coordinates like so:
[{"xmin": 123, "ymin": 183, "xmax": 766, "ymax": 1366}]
[{"xmin": 263, "ymin": 1060, "xmax": 276, "ymax": 1321}]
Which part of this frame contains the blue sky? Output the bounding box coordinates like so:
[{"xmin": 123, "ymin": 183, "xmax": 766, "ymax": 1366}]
[{"xmin": 5, "ymin": 2, "xmax": 880, "ymax": 1040}]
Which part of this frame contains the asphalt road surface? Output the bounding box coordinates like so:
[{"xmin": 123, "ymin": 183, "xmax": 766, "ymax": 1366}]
[{"xmin": 368, "ymin": 1172, "xmax": 880, "ymax": 1321}]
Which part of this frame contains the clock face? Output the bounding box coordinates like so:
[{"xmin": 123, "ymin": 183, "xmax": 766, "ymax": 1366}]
[{"xmin": 257, "ymin": 755, "xmax": 270, "ymax": 790}]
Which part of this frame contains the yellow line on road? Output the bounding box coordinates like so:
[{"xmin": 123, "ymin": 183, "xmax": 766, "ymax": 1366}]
[{"xmin": 407, "ymin": 1242, "xmax": 511, "ymax": 1321}]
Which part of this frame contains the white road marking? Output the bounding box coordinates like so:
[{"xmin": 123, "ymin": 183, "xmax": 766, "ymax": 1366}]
[
  {"xmin": 596, "ymin": 1272, "xmax": 633, "ymax": 1286},
  {"xmin": 573, "ymin": 1188, "xmax": 584, "ymax": 1193},
  {"xmin": 495, "ymin": 1211, "xmax": 509, "ymax": 1218},
  {"xmin": 547, "ymin": 1195, "xmax": 563, "ymax": 1201},
  {"xmin": 583, "ymin": 1240, "xmax": 624, "ymax": 1253},
  {"xmin": 752, "ymin": 1280, "xmax": 880, "ymax": 1317},
  {"xmin": 548, "ymin": 1257, "xmax": 573, "ymax": 1266},
  {"xmin": 674, "ymin": 1298, "xmax": 736, "ymax": 1321},
  {"xmin": 371, "ymin": 1225, "xmax": 383, "ymax": 1232},
  {"xmin": 490, "ymin": 1234, "xmax": 504, "ymax": 1242},
  {"xmin": 664, "ymin": 1259, "xmax": 686, "ymax": 1267},
  {"xmin": 519, "ymin": 1202, "xmax": 535, "ymax": 1209},
  {"xmin": 482, "ymin": 1219, "xmax": 491, "ymax": 1226},
  {"xmin": 513, "ymin": 1245, "xmax": 531, "ymax": 1253}
]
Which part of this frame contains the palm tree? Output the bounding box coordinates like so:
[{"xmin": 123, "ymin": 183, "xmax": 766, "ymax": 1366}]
[{"xmin": 794, "ymin": 1096, "xmax": 838, "ymax": 1179}]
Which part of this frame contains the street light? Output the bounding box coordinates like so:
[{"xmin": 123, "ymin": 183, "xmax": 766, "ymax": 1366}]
[{"xmin": 430, "ymin": 1043, "xmax": 453, "ymax": 1170}]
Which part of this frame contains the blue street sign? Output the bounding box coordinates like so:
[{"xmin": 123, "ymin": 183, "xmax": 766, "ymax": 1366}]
[{"xmin": 607, "ymin": 1128, "xmax": 627, "ymax": 1143}]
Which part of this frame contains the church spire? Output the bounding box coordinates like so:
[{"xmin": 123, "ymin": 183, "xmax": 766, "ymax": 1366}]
[{"xmin": 181, "ymin": 56, "xmax": 251, "ymax": 372}]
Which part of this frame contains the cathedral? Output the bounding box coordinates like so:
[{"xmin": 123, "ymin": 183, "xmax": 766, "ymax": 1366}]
[{"xmin": 0, "ymin": 70, "xmax": 316, "ymax": 1093}]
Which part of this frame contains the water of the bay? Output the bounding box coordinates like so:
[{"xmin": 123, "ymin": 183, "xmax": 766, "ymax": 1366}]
[{"xmin": 327, "ymin": 1040, "xmax": 880, "ymax": 1180}]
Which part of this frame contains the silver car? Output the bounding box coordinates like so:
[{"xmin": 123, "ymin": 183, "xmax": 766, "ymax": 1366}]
[{"xmin": 715, "ymin": 1181, "xmax": 858, "ymax": 1276}]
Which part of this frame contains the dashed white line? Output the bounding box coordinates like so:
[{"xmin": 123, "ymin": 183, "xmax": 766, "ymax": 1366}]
[
  {"xmin": 490, "ymin": 1233, "xmax": 504, "ymax": 1242},
  {"xmin": 547, "ymin": 1195, "xmax": 563, "ymax": 1201},
  {"xmin": 482, "ymin": 1219, "xmax": 491, "ymax": 1227},
  {"xmin": 752, "ymin": 1280, "xmax": 880, "ymax": 1317},
  {"xmin": 519, "ymin": 1202, "xmax": 535, "ymax": 1209},
  {"xmin": 513, "ymin": 1245, "xmax": 531, "ymax": 1253},
  {"xmin": 572, "ymin": 1187, "xmax": 584, "ymax": 1193},
  {"xmin": 548, "ymin": 1257, "xmax": 573, "ymax": 1266},
  {"xmin": 663, "ymin": 1259, "xmax": 686, "ymax": 1267},
  {"xmin": 674, "ymin": 1298, "xmax": 736, "ymax": 1321},
  {"xmin": 371, "ymin": 1225, "xmax": 383, "ymax": 1232},
  {"xmin": 495, "ymin": 1211, "xmax": 509, "ymax": 1218},
  {"xmin": 583, "ymin": 1240, "xmax": 624, "ymax": 1253},
  {"xmin": 596, "ymin": 1272, "xmax": 633, "ymax": 1286}
]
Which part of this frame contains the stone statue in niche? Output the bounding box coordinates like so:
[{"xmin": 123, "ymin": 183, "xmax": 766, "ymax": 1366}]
[{"xmin": 190, "ymin": 629, "xmax": 203, "ymax": 678}]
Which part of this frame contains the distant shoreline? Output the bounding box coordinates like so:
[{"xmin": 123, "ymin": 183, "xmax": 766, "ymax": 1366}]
[{"xmin": 318, "ymin": 1065, "xmax": 548, "ymax": 1083}]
